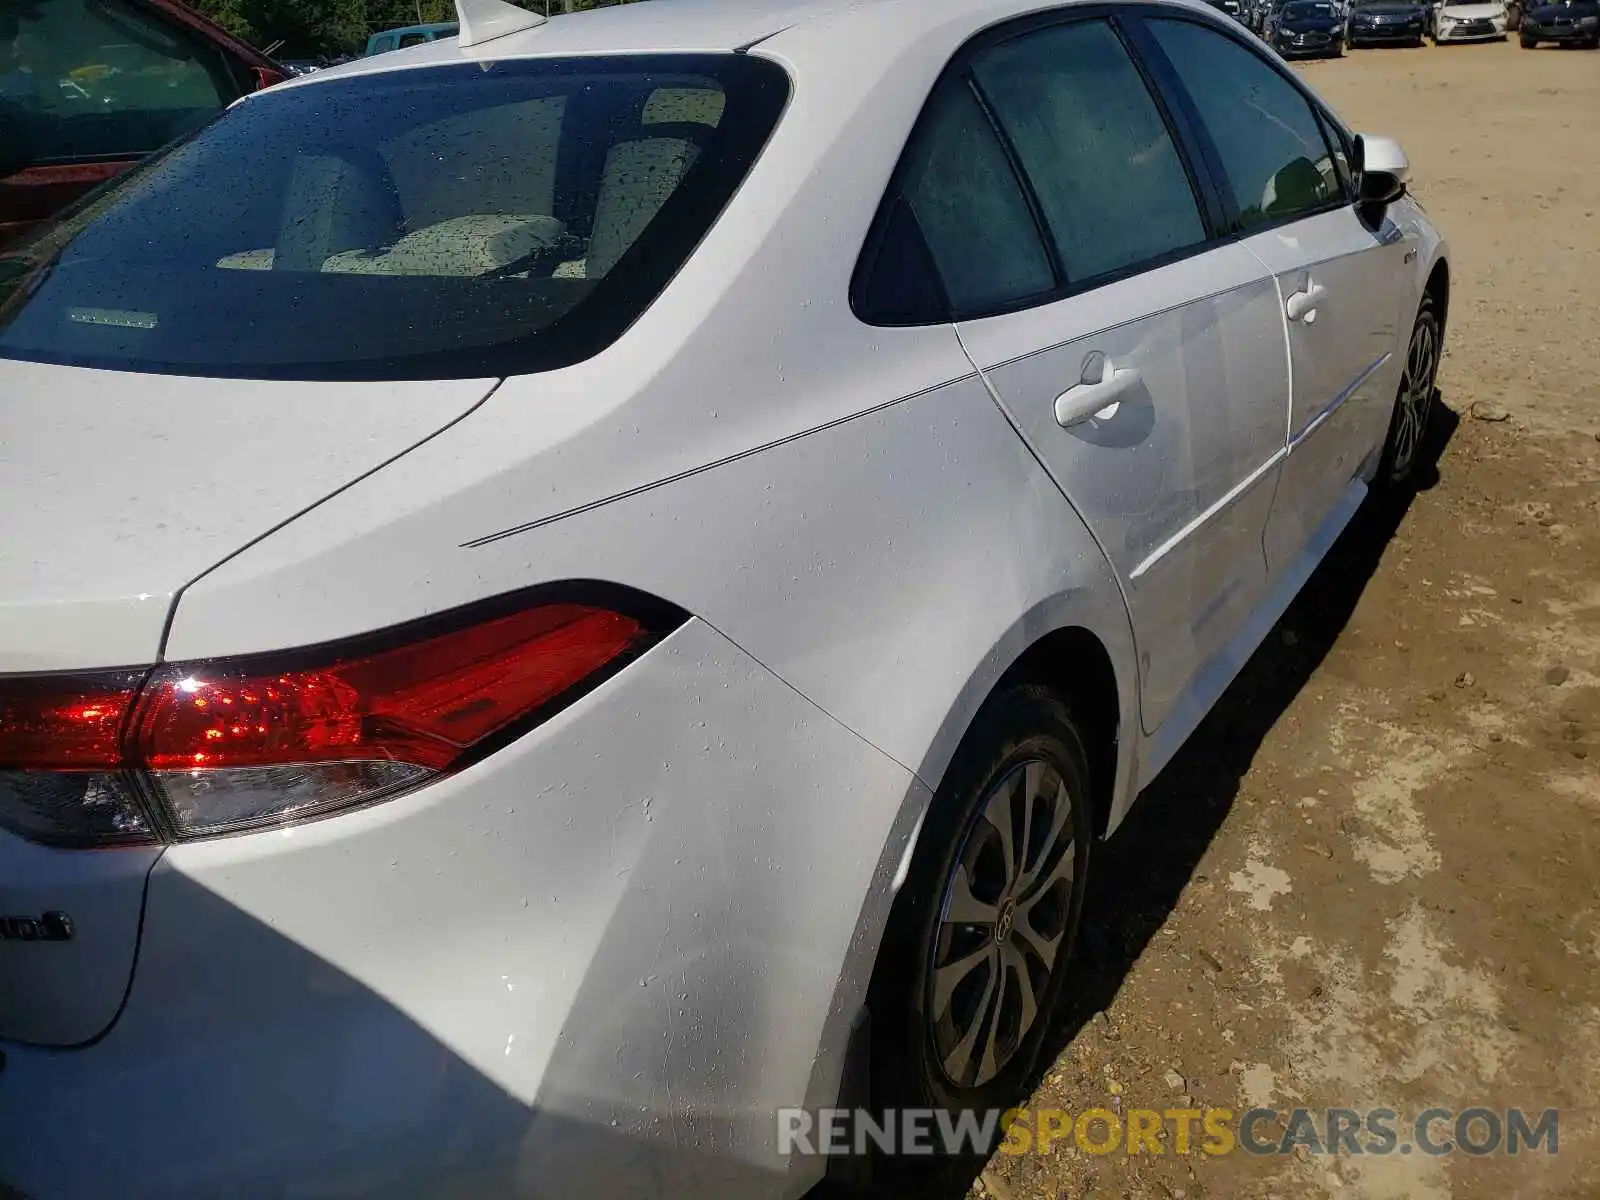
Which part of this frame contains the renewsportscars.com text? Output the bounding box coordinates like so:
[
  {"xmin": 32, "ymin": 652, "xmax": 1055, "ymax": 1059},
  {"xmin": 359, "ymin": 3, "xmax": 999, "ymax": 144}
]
[{"xmin": 778, "ymin": 1106, "xmax": 1559, "ymax": 1158}]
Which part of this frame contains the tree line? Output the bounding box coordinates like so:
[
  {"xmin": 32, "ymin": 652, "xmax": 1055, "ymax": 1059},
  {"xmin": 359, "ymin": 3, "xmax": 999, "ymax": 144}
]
[{"xmin": 189, "ymin": 0, "xmax": 649, "ymax": 59}]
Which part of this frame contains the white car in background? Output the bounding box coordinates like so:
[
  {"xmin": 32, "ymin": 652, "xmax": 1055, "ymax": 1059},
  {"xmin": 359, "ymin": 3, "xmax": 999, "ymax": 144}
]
[
  {"xmin": 0, "ymin": 0, "xmax": 1448, "ymax": 1196},
  {"xmin": 1432, "ymin": 0, "xmax": 1512, "ymax": 36}
]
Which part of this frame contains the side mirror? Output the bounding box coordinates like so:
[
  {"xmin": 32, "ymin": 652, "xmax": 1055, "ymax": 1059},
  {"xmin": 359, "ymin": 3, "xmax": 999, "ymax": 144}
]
[{"xmin": 1354, "ymin": 133, "xmax": 1410, "ymax": 206}]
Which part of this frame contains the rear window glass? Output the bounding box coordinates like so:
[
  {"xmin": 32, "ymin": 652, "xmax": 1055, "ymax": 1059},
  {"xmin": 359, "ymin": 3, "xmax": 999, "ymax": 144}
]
[{"xmin": 0, "ymin": 55, "xmax": 789, "ymax": 381}]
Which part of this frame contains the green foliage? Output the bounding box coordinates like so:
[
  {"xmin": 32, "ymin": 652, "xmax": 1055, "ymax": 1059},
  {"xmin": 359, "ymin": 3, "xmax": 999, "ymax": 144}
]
[{"xmin": 189, "ymin": 0, "xmax": 650, "ymax": 59}]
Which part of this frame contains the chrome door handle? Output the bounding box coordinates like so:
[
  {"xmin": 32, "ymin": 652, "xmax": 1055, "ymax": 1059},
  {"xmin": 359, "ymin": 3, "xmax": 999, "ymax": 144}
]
[
  {"xmin": 1055, "ymin": 355, "xmax": 1142, "ymax": 428},
  {"xmin": 1286, "ymin": 282, "xmax": 1328, "ymax": 323}
]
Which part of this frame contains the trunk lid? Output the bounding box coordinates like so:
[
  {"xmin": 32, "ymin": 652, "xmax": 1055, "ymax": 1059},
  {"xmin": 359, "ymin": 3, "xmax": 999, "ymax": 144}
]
[
  {"xmin": 0, "ymin": 358, "xmax": 495, "ymax": 1046},
  {"xmin": 0, "ymin": 360, "xmax": 495, "ymax": 672}
]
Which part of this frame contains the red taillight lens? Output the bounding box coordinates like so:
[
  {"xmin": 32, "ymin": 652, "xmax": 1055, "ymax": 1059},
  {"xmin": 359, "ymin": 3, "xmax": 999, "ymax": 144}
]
[
  {"xmin": 0, "ymin": 671, "xmax": 155, "ymax": 846},
  {"xmin": 0, "ymin": 673, "xmax": 140, "ymax": 770},
  {"xmin": 0, "ymin": 592, "xmax": 682, "ymax": 845},
  {"xmin": 139, "ymin": 605, "xmax": 642, "ymax": 774},
  {"xmin": 136, "ymin": 603, "xmax": 649, "ymax": 838}
]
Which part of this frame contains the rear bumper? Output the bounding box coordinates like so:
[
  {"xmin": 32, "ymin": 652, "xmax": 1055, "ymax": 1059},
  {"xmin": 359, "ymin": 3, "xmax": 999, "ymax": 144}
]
[{"xmin": 0, "ymin": 619, "xmax": 928, "ymax": 1200}]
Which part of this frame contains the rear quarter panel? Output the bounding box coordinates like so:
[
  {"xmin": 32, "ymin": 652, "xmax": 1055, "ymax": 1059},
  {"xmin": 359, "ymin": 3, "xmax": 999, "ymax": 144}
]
[{"xmin": 163, "ymin": 340, "xmax": 1138, "ymax": 811}]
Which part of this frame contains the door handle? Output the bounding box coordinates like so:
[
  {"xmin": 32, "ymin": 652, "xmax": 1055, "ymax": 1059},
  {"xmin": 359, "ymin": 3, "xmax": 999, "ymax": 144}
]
[
  {"xmin": 1055, "ymin": 354, "xmax": 1142, "ymax": 428},
  {"xmin": 1286, "ymin": 282, "xmax": 1328, "ymax": 323}
]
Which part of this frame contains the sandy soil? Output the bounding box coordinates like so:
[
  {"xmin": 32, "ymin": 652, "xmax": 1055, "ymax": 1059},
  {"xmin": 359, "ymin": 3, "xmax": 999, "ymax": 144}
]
[{"xmin": 880, "ymin": 36, "xmax": 1600, "ymax": 1200}]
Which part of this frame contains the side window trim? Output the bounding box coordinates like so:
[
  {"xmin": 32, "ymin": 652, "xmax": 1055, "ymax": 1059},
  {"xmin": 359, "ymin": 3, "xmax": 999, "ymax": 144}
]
[
  {"xmin": 851, "ymin": 2, "xmax": 1239, "ymax": 330},
  {"xmin": 1103, "ymin": 12, "xmax": 1227, "ymax": 242},
  {"xmin": 1114, "ymin": 13, "xmax": 1233, "ymax": 237},
  {"xmin": 1313, "ymin": 106, "xmax": 1357, "ymax": 199},
  {"xmin": 1128, "ymin": 10, "xmax": 1355, "ymax": 237}
]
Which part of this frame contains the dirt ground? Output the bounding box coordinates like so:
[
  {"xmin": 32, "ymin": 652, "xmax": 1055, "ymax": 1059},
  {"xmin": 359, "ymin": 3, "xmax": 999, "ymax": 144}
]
[{"xmin": 903, "ymin": 36, "xmax": 1600, "ymax": 1200}]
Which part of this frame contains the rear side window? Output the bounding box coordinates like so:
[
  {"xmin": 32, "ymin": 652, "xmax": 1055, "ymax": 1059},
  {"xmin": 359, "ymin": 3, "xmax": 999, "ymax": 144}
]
[
  {"xmin": 1145, "ymin": 19, "xmax": 1344, "ymax": 229},
  {"xmin": 894, "ymin": 81, "xmax": 1055, "ymax": 316},
  {"xmin": 398, "ymin": 33, "xmax": 430, "ymax": 48},
  {"xmin": 0, "ymin": 56, "xmax": 790, "ymax": 380},
  {"xmin": 0, "ymin": 0, "xmax": 236, "ymax": 165},
  {"xmin": 971, "ymin": 20, "xmax": 1207, "ymax": 283}
]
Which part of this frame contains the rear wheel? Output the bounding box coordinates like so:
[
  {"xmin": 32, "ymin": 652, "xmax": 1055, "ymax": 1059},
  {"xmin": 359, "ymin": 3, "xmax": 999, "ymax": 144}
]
[
  {"xmin": 871, "ymin": 686, "xmax": 1094, "ymax": 1118},
  {"xmin": 1379, "ymin": 294, "xmax": 1442, "ymax": 486}
]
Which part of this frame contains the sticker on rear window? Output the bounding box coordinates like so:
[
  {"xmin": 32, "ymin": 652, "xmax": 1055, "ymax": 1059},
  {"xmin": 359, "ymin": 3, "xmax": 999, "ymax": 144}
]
[{"xmin": 68, "ymin": 308, "xmax": 158, "ymax": 330}]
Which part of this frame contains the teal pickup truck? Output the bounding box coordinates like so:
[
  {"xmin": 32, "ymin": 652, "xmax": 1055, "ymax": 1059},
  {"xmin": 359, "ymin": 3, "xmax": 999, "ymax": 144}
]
[{"xmin": 364, "ymin": 22, "xmax": 461, "ymax": 55}]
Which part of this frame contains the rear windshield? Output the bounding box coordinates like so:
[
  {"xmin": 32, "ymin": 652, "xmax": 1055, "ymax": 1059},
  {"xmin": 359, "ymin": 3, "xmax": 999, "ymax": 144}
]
[{"xmin": 0, "ymin": 55, "xmax": 789, "ymax": 381}]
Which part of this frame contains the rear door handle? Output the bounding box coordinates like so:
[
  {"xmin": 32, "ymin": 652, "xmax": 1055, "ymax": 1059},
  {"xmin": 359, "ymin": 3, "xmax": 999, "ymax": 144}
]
[
  {"xmin": 1055, "ymin": 353, "xmax": 1142, "ymax": 428},
  {"xmin": 1286, "ymin": 282, "xmax": 1328, "ymax": 323}
]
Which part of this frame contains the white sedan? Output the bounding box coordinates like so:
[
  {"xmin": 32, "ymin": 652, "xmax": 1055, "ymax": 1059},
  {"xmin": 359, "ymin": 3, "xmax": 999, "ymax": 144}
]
[
  {"xmin": 0, "ymin": 0, "xmax": 1447, "ymax": 1196},
  {"xmin": 1433, "ymin": 0, "xmax": 1512, "ymax": 37}
]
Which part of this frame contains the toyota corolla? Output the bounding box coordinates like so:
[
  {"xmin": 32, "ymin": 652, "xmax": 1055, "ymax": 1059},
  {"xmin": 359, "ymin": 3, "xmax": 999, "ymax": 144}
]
[
  {"xmin": 0, "ymin": 0, "xmax": 1448, "ymax": 1196},
  {"xmin": 1432, "ymin": 0, "xmax": 1512, "ymax": 38}
]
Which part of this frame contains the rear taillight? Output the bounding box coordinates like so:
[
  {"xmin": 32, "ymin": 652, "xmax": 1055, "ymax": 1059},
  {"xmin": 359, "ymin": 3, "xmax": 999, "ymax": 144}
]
[
  {"xmin": 0, "ymin": 671, "xmax": 153, "ymax": 847},
  {"xmin": 0, "ymin": 590, "xmax": 684, "ymax": 846}
]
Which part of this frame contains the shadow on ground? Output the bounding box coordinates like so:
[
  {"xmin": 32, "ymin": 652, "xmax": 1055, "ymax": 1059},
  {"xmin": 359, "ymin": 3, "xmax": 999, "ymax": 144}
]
[{"xmin": 839, "ymin": 397, "xmax": 1461, "ymax": 1199}]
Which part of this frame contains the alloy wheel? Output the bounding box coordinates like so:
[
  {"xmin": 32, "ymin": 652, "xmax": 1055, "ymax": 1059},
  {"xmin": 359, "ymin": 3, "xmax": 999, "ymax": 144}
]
[
  {"xmin": 927, "ymin": 758, "xmax": 1077, "ymax": 1090},
  {"xmin": 1392, "ymin": 313, "xmax": 1440, "ymax": 478}
]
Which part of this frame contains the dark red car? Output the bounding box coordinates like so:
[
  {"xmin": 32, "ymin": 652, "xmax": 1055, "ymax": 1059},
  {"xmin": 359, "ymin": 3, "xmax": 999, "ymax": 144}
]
[{"xmin": 0, "ymin": 0, "xmax": 285, "ymax": 247}]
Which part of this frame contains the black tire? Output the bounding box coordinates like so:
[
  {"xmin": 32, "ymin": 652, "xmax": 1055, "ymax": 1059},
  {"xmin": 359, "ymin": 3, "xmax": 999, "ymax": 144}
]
[
  {"xmin": 1521, "ymin": 33, "xmax": 1537, "ymax": 45},
  {"xmin": 870, "ymin": 685, "xmax": 1094, "ymax": 1120},
  {"xmin": 1379, "ymin": 292, "xmax": 1443, "ymax": 487}
]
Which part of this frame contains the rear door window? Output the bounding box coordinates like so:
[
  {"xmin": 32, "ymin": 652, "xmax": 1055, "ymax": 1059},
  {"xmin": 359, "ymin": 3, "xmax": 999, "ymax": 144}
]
[
  {"xmin": 971, "ymin": 19, "xmax": 1208, "ymax": 284},
  {"xmin": 0, "ymin": 55, "xmax": 791, "ymax": 380},
  {"xmin": 887, "ymin": 79, "xmax": 1056, "ymax": 317}
]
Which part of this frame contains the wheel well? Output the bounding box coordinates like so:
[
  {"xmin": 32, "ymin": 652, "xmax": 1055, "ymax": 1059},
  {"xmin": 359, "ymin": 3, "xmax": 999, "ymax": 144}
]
[
  {"xmin": 1425, "ymin": 258, "xmax": 1450, "ymax": 333},
  {"xmin": 996, "ymin": 627, "xmax": 1120, "ymax": 838}
]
